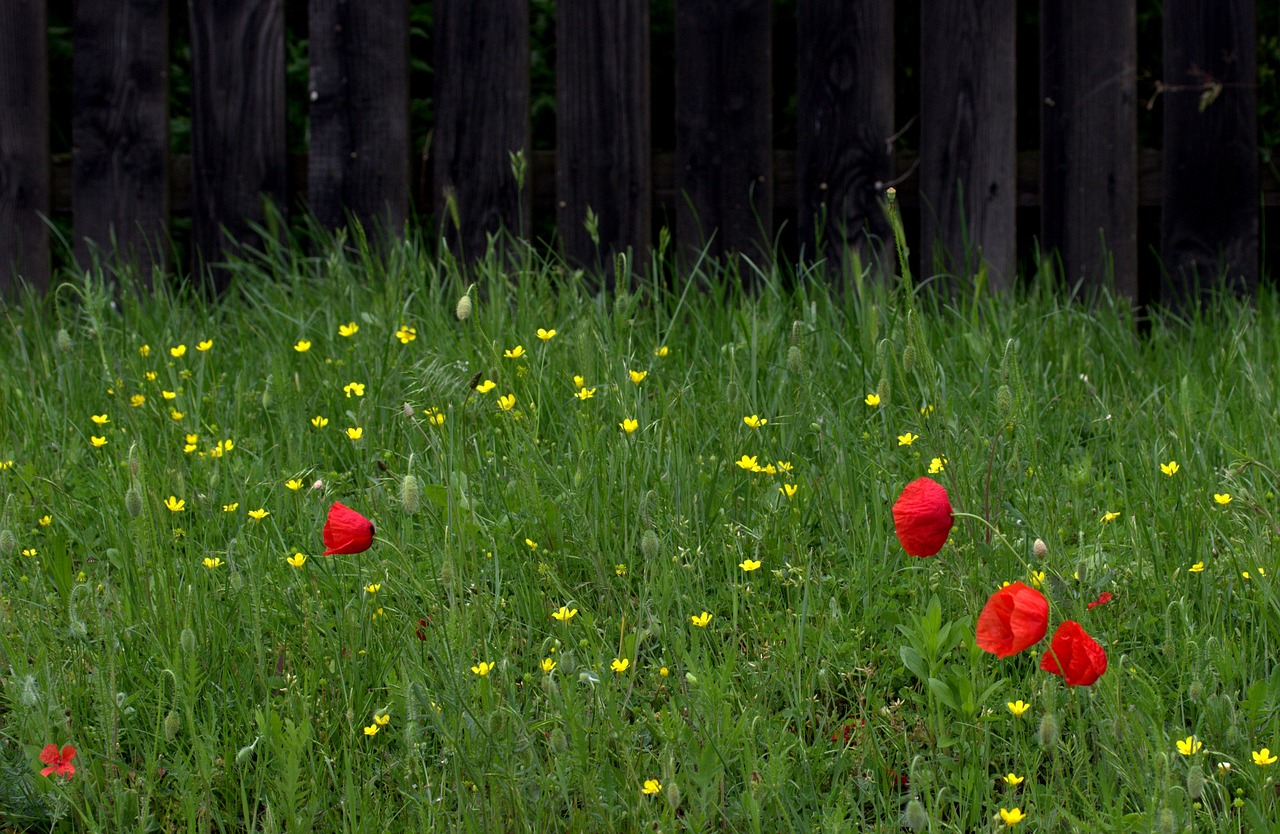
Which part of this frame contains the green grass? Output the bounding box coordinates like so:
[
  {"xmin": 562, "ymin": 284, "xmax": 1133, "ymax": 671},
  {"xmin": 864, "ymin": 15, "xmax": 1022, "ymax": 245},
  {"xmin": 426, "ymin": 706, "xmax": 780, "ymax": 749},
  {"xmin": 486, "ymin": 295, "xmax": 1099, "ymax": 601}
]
[{"xmin": 1, "ymin": 232, "xmax": 1278, "ymax": 833}]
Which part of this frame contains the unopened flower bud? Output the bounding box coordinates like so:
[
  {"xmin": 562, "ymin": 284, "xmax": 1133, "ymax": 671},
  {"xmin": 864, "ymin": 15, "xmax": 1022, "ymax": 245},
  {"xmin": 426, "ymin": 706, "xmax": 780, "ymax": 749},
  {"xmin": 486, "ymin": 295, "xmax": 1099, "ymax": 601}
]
[
  {"xmin": 902, "ymin": 343, "xmax": 917, "ymax": 374},
  {"xmin": 456, "ymin": 292, "xmax": 473, "ymax": 321},
  {"xmin": 1156, "ymin": 807, "xmax": 1176, "ymax": 834},
  {"xmin": 0, "ymin": 528, "xmax": 15, "ymax": 558},
  {"xmin": 875, "ymin": 373, "xmax": 891, "ymax": 405},
  {"xmin": 549, "ymin": 728, "xmax": 568, "ymax": 752},
  {"xmin": 904, "ymin": 798, "xmax": 929, "ymax": 832},
  {"xmin": 440, "ymin": 561, "xmax": 454, "ymax": 586},
  {"xmin": 640, "ymin": 529, "xmax": 659, "ymax": 562},
  {"xmin": 1038, "ymin": 712, "xmax": 1060, "ymax": 748},
  {"xmin": 180, "ymin": 627, "xmax": 196, "ymax": 655},
  {"xmin": 401, "ymin": 473, "xmax": 420, "ymax": 515},
  {"xmin": 128, "ymin": 443, "xmax": 141, "ymax": 479},
  {"xmin": 1187, "ymin": 766, "xmax": 1205, "ymax": 801},
  {"xmin": 487, "ymin": 710, "xmax": 506, "ymax": 736},
  {"xmin": 261, "ymin": 375, "xmax": 273, "ymax": 410},
  {"xmin": 19, "ymin": 675, "xmax": 39, "ymax": 708},
  {"xmin": 56, "ymin": 328, "xmax": 72, "ymax": 353},
  {"xmin": 1075, "ymin": 558, "xmax": 1088, "ymax": 585},
  {"xmin": 787, "ymin": 345, "xmax": 804, "ymax": 375},
  {"xmin": 235, "ymin": 742, "xmax": 256, "ymax": 766},
  {"xmin": 665, "ymin": 782, "xmax": 682, "ymax": 812},
  {"xmin": 1188, "ymin": 679, "xmax": 1204, "ymax": 702},
  {"xmin": 125, "ymin": 484, "xmax": 144, "ymax": 518},
  {"xmin": 790, "ymin": 320, "xmax": 803, "ymax": 346},
  {"xmin": 996, "ymin": 384, "xmax": 1013, "ymax": 419},
  {"xmin": 164, "ymin": 710, "xmax": 181, "ymax": 741},
  {"xmin": 1033, "ymin": 538, "xmax": 1048, "ymax": 559}
]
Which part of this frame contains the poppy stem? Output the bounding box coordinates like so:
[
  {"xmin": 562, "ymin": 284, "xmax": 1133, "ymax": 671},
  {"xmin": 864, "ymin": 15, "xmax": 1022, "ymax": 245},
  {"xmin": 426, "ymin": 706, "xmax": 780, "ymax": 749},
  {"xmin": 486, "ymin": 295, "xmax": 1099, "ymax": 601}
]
[{"xmin": 949, "ymin": 511, "xmax": 1026, "ymax": 564}]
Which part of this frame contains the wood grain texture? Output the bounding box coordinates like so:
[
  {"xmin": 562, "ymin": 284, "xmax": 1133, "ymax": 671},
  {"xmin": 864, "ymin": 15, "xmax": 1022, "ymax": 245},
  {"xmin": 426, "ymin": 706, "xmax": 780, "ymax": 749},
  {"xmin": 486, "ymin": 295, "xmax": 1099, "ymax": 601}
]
[
  {"xmin": 675, "ymin": 0, "xmax": 772, "ymax": 265},
  {"xmin": 920, "ymin": 0, "xmax": 1016, "ymax": 290},
  {"xmin": 1161, "ymin": 0, "xmax": 1258, "ymax": 305},
  {"xmin": 1041, "ymin": 0, "xmax": 1136, "ymax": 299},
  {"xmin": 309, "ymin": 0, "xmax": 410, "ymax": 237},
  {"xmin": 189, "ymin": 0, "xmax": 286, "ymax": 288},
  {"xmin": 557, "ymin": 0, "xmax": 650, "ymax": 281},
  {"xmin": 796, "ymin": 0, "xmax": 893, "ymax": 265},
  {"xmin": 0, "ymin": 0, "xmax": 50, "ymax": 295},
  {"xmin": 433, "ymin": 0, "xmax": 529, "ymax": 257},
  {"xmin": 73, "ymin": 0, "xmax": 169, "ymax": 284}
]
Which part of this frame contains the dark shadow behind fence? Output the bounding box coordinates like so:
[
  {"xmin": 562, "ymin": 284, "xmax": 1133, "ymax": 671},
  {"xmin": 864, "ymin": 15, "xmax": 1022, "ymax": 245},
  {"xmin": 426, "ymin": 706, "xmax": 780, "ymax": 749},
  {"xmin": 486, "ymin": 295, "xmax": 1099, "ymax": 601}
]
[{"xmin": 0, "ymin": 0, "xmax": 1273, "ymax": 303}]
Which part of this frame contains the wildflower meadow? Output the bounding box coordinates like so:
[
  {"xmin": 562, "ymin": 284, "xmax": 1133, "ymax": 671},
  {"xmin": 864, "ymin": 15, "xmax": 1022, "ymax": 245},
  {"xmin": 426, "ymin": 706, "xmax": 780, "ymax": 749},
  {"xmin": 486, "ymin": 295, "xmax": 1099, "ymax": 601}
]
[{"xmin": 1, "ymin": 227, "xmax": 1278, "ymax": 832}]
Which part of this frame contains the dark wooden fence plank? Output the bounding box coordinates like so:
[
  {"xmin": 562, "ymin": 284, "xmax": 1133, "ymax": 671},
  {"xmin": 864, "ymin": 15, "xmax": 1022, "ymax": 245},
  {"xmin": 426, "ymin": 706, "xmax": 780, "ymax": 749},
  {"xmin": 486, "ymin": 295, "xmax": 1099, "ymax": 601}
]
[
  {"xmin": 920, "ymin": 0, "xmax": 1016, "ymax": 289},
  {"xmin": 1041, "ymin": 0, "xmax": 1137, "ymax": 299},
  {"xmin": 433, "ymin": 0, "xmax": 529, "ymax": 257},
  {"xmin": 796, "ymin": 0, "xmax": 893, "ymax": 265},
  {"xmin": 1161, "ymin": 0, "xmax": 1258, "ymax": 306},
  {"xmin": 0, "ymin": 0, "xmax": 49, "ymax": 295},
  {"xmin": 309, "ymin": 0, "xmax": 410, "ymax": 237},
  {"xmin": 72, "ymin": 0, "xmax": 169, "ymax": 283},
  {"xmin": 189, "ymin": 0, "xmax": 286, "ymax": 286},
  {"xmin": 675, "ymin": 0, "xmax": 772, "ymax": 264},
  {"xmin": 557, "ymin": 0, "xmax": 650, "ymax": 279}
]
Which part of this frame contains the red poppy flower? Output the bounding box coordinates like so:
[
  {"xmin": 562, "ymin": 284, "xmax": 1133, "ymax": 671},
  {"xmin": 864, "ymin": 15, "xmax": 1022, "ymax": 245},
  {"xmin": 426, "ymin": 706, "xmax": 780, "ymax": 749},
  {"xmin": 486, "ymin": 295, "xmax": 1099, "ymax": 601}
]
[
  {"xmin": 1087, "ymin": 591, "xmax": 1113, "ymax": 610},
  {"xmin": 39, "ymin": 744, "xmax": 76, "ymax": 778},
  {"xmin": 323, "ymin": 502, "xmax": 375, "ymax": 555},
  {"xmin": 891, "ymin": 477, "xmax": 954, "ymax": 557},
  {"xmin": 976, "ymin": 582, "xmax": 1049, "ymax": 657},
  {"xmin": 1040, "ymin": 620, "xmax": 1108, "ymax": 686}
]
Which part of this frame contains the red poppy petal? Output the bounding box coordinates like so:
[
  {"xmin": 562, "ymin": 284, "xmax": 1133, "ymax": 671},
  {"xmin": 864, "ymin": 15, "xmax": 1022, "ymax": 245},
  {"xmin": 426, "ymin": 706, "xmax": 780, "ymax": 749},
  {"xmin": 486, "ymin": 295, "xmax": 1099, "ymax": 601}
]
[
  {"xmin": 1087, "ymin": 591, "xmax": 1113, "ymax": 610},
  {"xmin": 39, "ymin": 744, "xmax": 60, "ymax": 765},
  {"xmin": 892, "ymin": 478, "xmax": 954, "ymax": 557},
  {"xmin": 323, "ymin": 502, "xmax": 375, "ymax": 555}
]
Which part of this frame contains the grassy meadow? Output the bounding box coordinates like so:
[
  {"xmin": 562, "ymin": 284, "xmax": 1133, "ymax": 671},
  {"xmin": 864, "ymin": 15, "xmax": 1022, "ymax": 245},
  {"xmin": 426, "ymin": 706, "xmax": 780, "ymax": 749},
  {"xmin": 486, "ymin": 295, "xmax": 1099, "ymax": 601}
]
[{"xmin": 1, "ymin": 229, "xmax": 1278, "ymax": 832}]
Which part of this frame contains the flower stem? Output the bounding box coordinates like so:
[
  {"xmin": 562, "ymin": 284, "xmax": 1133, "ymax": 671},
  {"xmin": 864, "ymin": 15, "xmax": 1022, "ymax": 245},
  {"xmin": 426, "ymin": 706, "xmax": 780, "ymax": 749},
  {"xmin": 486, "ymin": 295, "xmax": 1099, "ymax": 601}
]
[{"xmin": 950, "ymin": 511, "xmax": 1026, "ymax": 565}]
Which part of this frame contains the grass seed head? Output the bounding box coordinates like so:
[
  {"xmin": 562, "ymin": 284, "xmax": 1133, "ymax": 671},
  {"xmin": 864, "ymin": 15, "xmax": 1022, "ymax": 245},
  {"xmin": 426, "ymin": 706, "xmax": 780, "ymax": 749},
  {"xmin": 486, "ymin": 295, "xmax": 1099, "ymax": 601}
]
[
  {"xmin": 0, "ymin": 528, "xmax": 14, "ymax": 558},
  {"xmin": 641, "ymin": 529, "xmax": 659, "ymax": 562}
]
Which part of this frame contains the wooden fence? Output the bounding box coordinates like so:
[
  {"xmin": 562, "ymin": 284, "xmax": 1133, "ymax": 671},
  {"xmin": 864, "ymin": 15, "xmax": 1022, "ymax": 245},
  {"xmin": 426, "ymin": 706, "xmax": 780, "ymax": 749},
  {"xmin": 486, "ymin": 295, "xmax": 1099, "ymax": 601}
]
[{"xmin": 0, "ymin": 1, "xmax": 1273, "ymax": 301}]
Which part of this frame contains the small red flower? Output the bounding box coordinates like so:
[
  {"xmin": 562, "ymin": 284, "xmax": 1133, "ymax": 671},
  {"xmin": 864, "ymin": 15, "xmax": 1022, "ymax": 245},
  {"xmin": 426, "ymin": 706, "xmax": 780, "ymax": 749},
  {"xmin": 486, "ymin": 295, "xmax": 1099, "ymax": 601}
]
[
  {"xmin": 976, "ymin": 582, "xmax": 1049, "ymax": 658},
  {"xmin": 1087, "ymin": 591, "xmax": 1113, "ymax": 610},
  {"xmin": 891, "ymin": 478, "xmax": 954, "ymax": 557},
  {"xmin": 1041, "ymin": 620, "xmax": 1108, "ymax": 686},
  {"xmin": 322, "ymin": 502, "xmax": 375, "ymax": 555},
  {"xmin": 39, "ymin": 744, "xmax": 76, "ymax": 779}
]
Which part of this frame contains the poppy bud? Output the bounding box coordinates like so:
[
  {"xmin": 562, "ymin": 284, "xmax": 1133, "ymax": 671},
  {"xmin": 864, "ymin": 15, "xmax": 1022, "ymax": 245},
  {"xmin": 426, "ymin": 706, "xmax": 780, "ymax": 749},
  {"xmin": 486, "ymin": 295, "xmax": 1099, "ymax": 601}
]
[
  {"xmin": 0, "ymin": 528, "xmax": 15, "ymax": 558},
  {"xmin": 640, "ymin": 529, "xmax": 659, "ymax": 562},
  {"xmin": 1188, "ymin": 679, "xmax": 1204, "ymax": 702},
  {"xmin": 549, "ymin": 728, "xmax": 568, "ymax": 752},
  {"xmin": 892, "ymin": 478, "xmax": 954, "ymax": 557},
  {"xmin": 128, "ymin": 443, "xmax": 141, "ymax": 479},
  {"xmin": 664, "ymin": 781, "xmax": 682, "ymax": 813},
  {"xmin": 904, "ymin": 798, "xmax": 929, "ymax": 832},
  {"xmin": 876, "ymin": 372, "xmax": 891, "ymax": 405},
  {"xmin": 976, "ymin": 582, "xmax": 1049, "ymax": 657},
  {"xmin": 19, "ymin": 674, "xmax": 39, "ymax": 708},
  {"xmin": 401, "ymin": 473, "xmax": 419, "ymax": 515},
  {"xmin": 902, "ymin": 343, "xmax": 917, "ymax": 374},
  {"xmin": 456, "ymin": 292, "xmax": 473, "ymax": 321},
  {"xmin": 1033, "ymin": 538, "xmax": 1048, "ymax": 559},
  {"xmin": 440, "ymin": 560, "xmax": 454, "ymax": 586},
  {"xmin": 1037, "ymin": 712, "xmax": 1060, "ymax": 748},
  {"xmin": 125, "ymin": 484, "xmax": 144, "ymax": 518},
  {"xmin": 1041, "ymin": 621, "xmax": 1108, "ymax": 686},
  {"xmin": 487, "ymin": 711, "xmax": 506, "ymax": 735},
  {"xmin": 235, "ymin": 741, "xmax": 256, "ymax": 767},
  {"xmin": 164, "ymin": 710, "xmax": 181, "ymax": 741},
  {"xmin": 56, "ymin": 328, "xmax": 72, "ymax": 353},
  {"xmin": 180, "ymin": 628, "xmax": 196, "ymax": 655},
  {"xmin": 1187, "ymin": 766, "xmax": 1205, "ymax": 801},
  {"xmin": 322, "ymin": 502, "xmax": 375, "ymax": 555},
  {"xmin": 791, "ymin": 320, "xmax": 803, "ymax": 346},
  {"xmin": 787, "ymin": 345, "xmax": 804, "ymax": 375},
  {"xmin": 1075, "ymin": 558, "xmax": 1088, "ymax": 585},
  {"xmin": 1157, "ymin": 807, "xmax": 1176, "ymax": 834}
]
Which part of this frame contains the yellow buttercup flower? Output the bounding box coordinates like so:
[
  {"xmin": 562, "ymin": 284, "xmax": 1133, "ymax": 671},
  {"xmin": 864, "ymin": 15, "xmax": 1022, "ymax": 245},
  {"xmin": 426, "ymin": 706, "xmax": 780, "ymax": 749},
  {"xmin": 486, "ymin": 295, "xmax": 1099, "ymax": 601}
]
[
  {"xmin": 654, "ymin": 346, "xmax": 669, "ymax": 358},
  {"xmin": 498, "ymin": 394, "xmax": 516, "ymax": 412},
  {"xmin": 864, "ymin": 393, "xmax": 880, "ymax": 407},
  {"xmin": 776, "ymin": 460, "xmax": 793, "ymax": 473},
  {"xmin": 130, "ymin": 394, "xmax": 146, "ymax": 407},
  {"xmin": 245, "ymin": 508, "xmax": 267, "ymax": 520},
  {"xmin": 1214, "ymin": 493, "xmax": 1232, "ymax": 505},
  {"xmin": 897, "ymin": 432, "xmax": 918, "ymax": 446},
  {"xmin": 339, "ymin": 322, "xmax": 359, "ymax": 337},
  {"xmin": 504, "ymin": 345, "xmax": 525, "ymax": 359},
  {"xmin": 1003, "ymin": 773, "xmax": 1024, "ymax": 786},
  {"xmin": 1028, "ymin": 570, "xmax": 1045, "ymax": 588},
  {"xmin": 139, "ymin": 344, "xmax": 151, "ymax": 357},
  {"xmin": 161, "ymin": 390, "xmax": 177, "ymax": 400},
  {"xmin": 525, "ymin": 538, "xmax": 537, "ymax": 551},
  {"xmin": 286, "ymin": 553, "xmax": 307, "ymax": 568},
  {"xmin": 552, "ymin": 606, "xmax": 577, "ymax": 622},
  {"xmin": 91, "ymin": 436, "xmax": 108, "ymax": 448},
  {"xmin": 928, "ymin": 457, "xmax": 946, "ymax": 474},
  {"xmin": 536, "ymin": 327, "xmax": 556, "ymax": 342},
  {"xmin": 164, "ymin": 496, "xmax": 185, "ymax": 512},
  {"xmin": 642, "ymin": 778, "xmax": 662, "ymax": 795},
  {"xmin": 573, "ymin": 374, "xmax": 586, "ymax": 389},
  {"xmin": 170, "ymin": 344, "xmax": 187, "ymax": 357},
  {"xmin": 196, "ymin": 339, "xmax": 213, "ymax": 352},
  {"xmin": 779, "ymin": 483, "xmax": 798, "ymax": 498},
  {"xmin": 620, "ymin": 418, "xmax": 638, "ymax": 434},
  {"xmin": 610, "ymin": 658, "xmax": 630, "ymax": 673},
  {"xmin": 346, "ymin": 427, "xmax": 363, "ymax": 440},
  {"xmin": 1176, "ymin": 736, "xmax": 1202, "ymax": 756},
  {"xmin": 471, "ymin": 661, "xmax": 494, "ymax": 677},
  {"xmin": 286, "ymin": 478, "xmax": 303, "ymax": 491},
  {"xmin": 743, "ymin": 414, "xmax": 767, "ymax": 429},
  {"xmin": 475, "ymin": 379, "xmax": 496, "ymax": 394},
  {"xmin": 736, "ymin": 454, "xmax": 760, "ymax": 471},
  {"xmin": 293, "ymin": 339, "xmax": 311, "ymax": 353},
  {"xmin": 222, "ymin": 502, "xmax": 239, "ymax": 513},
  {"xmin": 365, "ymin": 583, "xmax": 381, "ymax": 594},
  {"xmin": 690, "ymin": 611, "xmax": 712, "ymax": 628},
  {"xmin": 999, "ymin": 808, "xmax": 1025, "ymax": 826},
  {"xmin": 311, "ymin": 415, "xmax": 329, "ymax": 428},
  {"xmin": 1253, "ymin": 748, "xmax": 1278, "ymax": 766},
  {"xmin": 1006, "ymin": 700, "xmax": 1030, "ymax": 716},
  {"xmin": 144, "ymin": 371, "xmax": 157, "ymax": 381},
  {"xmin": 363, "ymin": 724, "xmax": 380, "ymax": 736},
  {"xmin": 343, "ymin": 381, "xmax": 365, "ymax": 397},
  {"xmin": 395, "ymin": 325, "xmax": 417, "ymax": 344},
  {"xmin": 575, "ymin": 387, "xmax": 596, "ymax": 400},
  {"xmin": 739, "ymin": 558, "xmax": 761, "ymax": 572},
  {"xmin": 38, "ymin": 515, "xmax": 51, "ymax": 526},
  {"xmin": 202, "ymin": 557, "xmax": 223, "ymax": 569},
  {"xmin": 1101, "ymin": 511, "xmax": 1120, "ymax": 523},
  {"xmin": 1189, "ymin": 561, "xmax": 1205, "ymax": 573},
  {"xmin": 170, "ymin": 410, "xmax": 184, "ymax": 421},
  {"xmin": 91, "ymin": 414, "xmax": 110, "ymax": 425},
  {"xmin": 374, "ymin": 713, "xmax": 390, "ymax": 726},
  {"xmin": 629, "ymin": 369, "xmax": 647, "ymax": 384},
  {"xmin": 541, "ymin": 658, "xmax": 557, "ymax": 673},
  {"xmin": 1161, "ymin": 460, "xmax": 1180, "ymax": 477}
]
